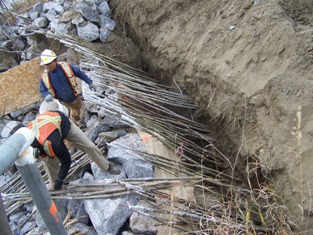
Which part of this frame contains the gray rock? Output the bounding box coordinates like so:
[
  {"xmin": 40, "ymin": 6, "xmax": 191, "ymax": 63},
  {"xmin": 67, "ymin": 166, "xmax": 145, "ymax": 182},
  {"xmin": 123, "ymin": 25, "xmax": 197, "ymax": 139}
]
[
  {"xmin": 0, "ymin": 40, "xmax": 11, "ymax": 50},
  {"xmin": 96, "ymin": 129, "xmax": 127, "ymax": 144},
  {"xmin": 101, "ymin": 114, "xmax": 130, "ymax": 128},
  {"xmin": 108, "ymin": 133, "xmax": 154, "ymax": 178},
  {"xmin": 67, "ymin": 200, "xmax": 90, "ymax": 224},
  {"xmin": 122, "ymin": 231, "xmax": 137, "ymax": 235},
  {"xmin": 68, "ymin": 222, "xmax": 97, "ymax": 235},
  {"xmin": 9, "ymin": 211, "xmax": 25, "ymax": 223},
  {"xmin": 74, "ymin": 3, "xmax": 100, "ymax": 23},
  {"xmin": 43, "ymin": 2, "xmax": 64, "ymax": 14},
  {"xmin": 43, "ymin": 10, "xmax": 57, "ymax": 22},
  {"xmin": 99, "ymin": 15, "xmax": 116, "ymax": 31},
  {"xmin": 84, "ymin": 0, "xmax": 97, "ymax": 5},
  {"xmin": 11, "ymin": 37, "xmax": 26, "ymax": 51},
  {"xmin": 0, "ymin": 26, "xmax": 10, "ymax": 41},
  {"xmin": 72, "ymin": 16, "xmax": 84, "ymax": 25},
  {"xmin": 32, "ymin": 2, "xmax": 44, "ymax": 14},
  {"xmin": 91, "ymin": 161, "xmax": 126, "ymax": 180},
  {"xmin": 84, "ymin": 194, "xmax": 139, "ymax": 235},
  {"xmin": 59, "ymin": 10, "xmax": 81, "ymax": 23},
  {"xmin": 50, "ymin": 21, "xmax": 68, "ymax": 34},
  {"xmin": 20, "ymin": 221, "xmax": 36, "ymax": 235},
  {"xmin": 77, "ymin": 21, "xmax": 99, "ymax": 41},
  {"xmin": 10, "ymin": 102, "xmax": 38, "ymax": 118},
  {"xmin": 98, "ymin": 1, "xmax": 111, "ymax": 16},
  {"xmin": 32, "ymin": 17, "xmax": 49, "ymax": 28},
  {"xmin": 99, "ymin": 27, "xmax": 110, "ymax": 42},
  {"xmin": 129, "ymin": 201, "xmax": 158, "ymax": 234},
  {"xmin": 29, "ymin": 11, "xmax": 39, "ymax": 20},
  {"xmin": 1, "ymin": 121, "xmax": 20, "ymax": 138},
  {"xmin": 16, "ymin": 13, "xmax": 29, "ymax": 26}
]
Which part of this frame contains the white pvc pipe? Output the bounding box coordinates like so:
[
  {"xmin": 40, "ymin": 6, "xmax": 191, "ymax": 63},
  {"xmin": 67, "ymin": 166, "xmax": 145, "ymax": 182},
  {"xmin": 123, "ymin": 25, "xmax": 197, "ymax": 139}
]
[
  {"xmin": 0, "ymin": 127, "xmax": 34, "ymax": 174},
  {"xmin": 15, "ymin": 127, "xmax": 34, "ymax": 156}
]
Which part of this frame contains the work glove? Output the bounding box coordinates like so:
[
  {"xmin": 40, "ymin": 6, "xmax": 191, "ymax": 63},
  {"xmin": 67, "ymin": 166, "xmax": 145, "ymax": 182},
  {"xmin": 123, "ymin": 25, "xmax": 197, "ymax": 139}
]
[
  {"xmin": 44, "ymin": 94, "xmax": 54, "ymax": 103},
  {"xmin": 33, "ymin": 148, "xmax": 41, "ymax": 159},
  {"xmin": 54, "ymin": 178, "xmax": 63, "ymax": 190},
  {"xmin": 33, "ymin": 148, "xmax": 48, "ymax": 159},
  {"xmin": 89, "ymin": 83, "xmax": 97, "ymax": 92}
]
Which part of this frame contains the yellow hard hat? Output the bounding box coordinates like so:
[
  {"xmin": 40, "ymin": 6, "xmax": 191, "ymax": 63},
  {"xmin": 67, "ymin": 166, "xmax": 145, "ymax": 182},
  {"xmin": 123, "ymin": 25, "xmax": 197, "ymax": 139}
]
[{"xmin": 40, "ymin": 49, "xmax": 57, "ymax": 65}]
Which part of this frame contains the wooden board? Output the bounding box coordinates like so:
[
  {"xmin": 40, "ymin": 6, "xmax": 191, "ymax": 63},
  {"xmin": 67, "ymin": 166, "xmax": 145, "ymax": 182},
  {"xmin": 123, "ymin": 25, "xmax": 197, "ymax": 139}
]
[{"xmin": 0, "ymin": 57, "xmax": 43, "ymax": 115}]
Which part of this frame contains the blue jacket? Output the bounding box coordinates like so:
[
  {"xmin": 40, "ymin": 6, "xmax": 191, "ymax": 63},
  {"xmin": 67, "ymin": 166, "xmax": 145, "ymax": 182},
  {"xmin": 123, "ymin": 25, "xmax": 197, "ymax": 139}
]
[{"xmin": 40, "ymin": 63, "xmax": 93, "ymax": 103}]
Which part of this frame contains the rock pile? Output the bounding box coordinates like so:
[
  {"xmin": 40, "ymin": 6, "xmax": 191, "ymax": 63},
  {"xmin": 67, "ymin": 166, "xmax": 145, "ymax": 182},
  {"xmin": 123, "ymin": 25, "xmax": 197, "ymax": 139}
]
[{"xmin": 0, "ymin": 0, "xmax": 116, "ymax": 69}]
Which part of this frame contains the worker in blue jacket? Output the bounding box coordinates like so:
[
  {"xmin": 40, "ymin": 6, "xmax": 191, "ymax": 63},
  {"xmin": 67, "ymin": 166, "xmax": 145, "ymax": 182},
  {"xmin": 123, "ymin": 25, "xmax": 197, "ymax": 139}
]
[{"xmin": 39, "ymin": 49, "xmax": 97, "ymax": 128}]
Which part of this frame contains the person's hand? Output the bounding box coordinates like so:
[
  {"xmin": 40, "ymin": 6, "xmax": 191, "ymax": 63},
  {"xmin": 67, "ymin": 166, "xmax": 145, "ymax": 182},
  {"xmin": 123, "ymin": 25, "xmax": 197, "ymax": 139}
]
[
  {"xmin": 44, "ymin": 94, "xmax": 54, "ymax": 103},
  {"xmin": 89, "ymin": 83, "xmax": 97, "ymax": 92},
  {"xmin": 54, "ymin": 178, "xmax": 63, "ymax": 190}
]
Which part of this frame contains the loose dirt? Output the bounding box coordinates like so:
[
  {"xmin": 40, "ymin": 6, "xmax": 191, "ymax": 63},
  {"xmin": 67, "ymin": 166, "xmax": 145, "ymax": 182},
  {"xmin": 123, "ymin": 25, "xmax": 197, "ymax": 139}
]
[{"xmin": 111, "ymin": 0, "xmax": 313, "ymax": 231}]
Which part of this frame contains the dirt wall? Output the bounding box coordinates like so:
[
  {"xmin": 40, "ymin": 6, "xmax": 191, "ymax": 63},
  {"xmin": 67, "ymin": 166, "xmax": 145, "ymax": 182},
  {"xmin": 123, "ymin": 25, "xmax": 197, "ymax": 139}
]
[{"xmin": 111, "ymin": 0, "xmax": 313, "ymax": 231}]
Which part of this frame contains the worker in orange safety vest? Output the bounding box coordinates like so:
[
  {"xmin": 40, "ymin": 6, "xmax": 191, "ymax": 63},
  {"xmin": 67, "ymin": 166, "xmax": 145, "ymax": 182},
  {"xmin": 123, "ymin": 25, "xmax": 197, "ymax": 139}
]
[
  {"xmin": 26, "ymin": 109, "xmax": 120, "ymax": 190},
  {"xmin": 39, "ymin": 49, "xmax": 97, "ymax": 128}
]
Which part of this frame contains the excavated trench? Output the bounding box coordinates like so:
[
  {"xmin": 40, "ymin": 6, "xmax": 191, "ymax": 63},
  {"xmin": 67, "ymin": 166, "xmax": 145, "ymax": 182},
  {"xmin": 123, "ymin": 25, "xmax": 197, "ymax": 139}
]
[
  {"xmin": 108, "ymin": 3, "xmax": 251, "ymax": 186},
  {"xmin": 108, "ymin": 0, "xmax": 313, "ymax": 232}
]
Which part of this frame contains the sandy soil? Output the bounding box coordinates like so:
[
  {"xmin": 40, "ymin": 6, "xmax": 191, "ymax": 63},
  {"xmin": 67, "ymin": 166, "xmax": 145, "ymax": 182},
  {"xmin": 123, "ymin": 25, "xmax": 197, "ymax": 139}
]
[
  {"xmin": 111, "ymin": 0, "xmax": 313, "ymax": 231},
  {"xmin": 0, "ymin": 57, "xmax": 43, "ymax": 114}
]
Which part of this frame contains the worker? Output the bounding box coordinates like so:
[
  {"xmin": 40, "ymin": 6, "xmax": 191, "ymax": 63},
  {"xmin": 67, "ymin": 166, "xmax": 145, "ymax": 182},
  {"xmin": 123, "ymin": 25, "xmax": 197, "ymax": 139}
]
[
  {"xmin": 39, "ymin": 49, "xmax": 97, "ymax": 128},
  {"xmin": 26, "ymin": 102, "xmax": 120, "ymax": 190}
]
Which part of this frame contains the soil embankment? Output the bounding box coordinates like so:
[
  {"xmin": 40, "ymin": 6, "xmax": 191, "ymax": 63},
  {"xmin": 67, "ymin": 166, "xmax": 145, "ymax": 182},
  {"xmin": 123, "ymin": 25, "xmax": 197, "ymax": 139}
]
[{"xmin": 111, "ymin": 0, "xmax": 313, "ymax": 231}]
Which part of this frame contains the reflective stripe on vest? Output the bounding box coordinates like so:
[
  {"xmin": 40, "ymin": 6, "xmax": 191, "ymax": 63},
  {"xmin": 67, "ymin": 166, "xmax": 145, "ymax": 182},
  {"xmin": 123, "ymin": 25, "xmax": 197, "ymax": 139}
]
[
  {"xmin": 41, "ymin": 62, "xmax": 81, "ymax": 97},
  {"xmin": 27, "ymin": 112, "xmax": 62, "ymax": 158}
]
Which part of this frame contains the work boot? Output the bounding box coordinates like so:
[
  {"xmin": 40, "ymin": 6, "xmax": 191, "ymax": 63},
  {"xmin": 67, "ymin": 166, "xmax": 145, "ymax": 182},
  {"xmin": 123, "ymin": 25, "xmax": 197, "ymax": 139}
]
[{"xmin": 107, "ymin": 162, "xmax": 121, "ymax": 175}]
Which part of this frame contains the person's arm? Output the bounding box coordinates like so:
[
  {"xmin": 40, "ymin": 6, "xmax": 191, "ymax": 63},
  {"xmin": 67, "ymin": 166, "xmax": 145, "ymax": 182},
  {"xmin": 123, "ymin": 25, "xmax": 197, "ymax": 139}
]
[
  {"xmin": 71, "ymin": 64, "xmax": 97, "ymax": 91},
  {"xmin": 55, "ymin": 152, "xmax": 71, "ymax": 190},
  {"xmin": 70, "ymin": 64, "xmax": 93, "ymax": 85},
  {"xmin": 47, "ymin": 130, "xmax": 72, "ymax": 190},
  {"xmin": 39, "ymin": 79, "xmax": 51, "ymax": 98}
]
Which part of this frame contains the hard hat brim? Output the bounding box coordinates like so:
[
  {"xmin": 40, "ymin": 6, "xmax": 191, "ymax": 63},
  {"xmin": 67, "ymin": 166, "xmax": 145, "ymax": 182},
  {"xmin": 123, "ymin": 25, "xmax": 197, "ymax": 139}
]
[{"xmin": 40, "ymin": 57, "xmax": 57, "ymax": 65}]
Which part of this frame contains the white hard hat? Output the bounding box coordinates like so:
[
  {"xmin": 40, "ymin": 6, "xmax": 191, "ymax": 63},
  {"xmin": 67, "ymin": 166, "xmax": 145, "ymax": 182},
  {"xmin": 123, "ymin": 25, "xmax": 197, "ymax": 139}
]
[
  {"xmin": 40, "ymin": 49, "xmax": 57, "ymax": 65},
  {"xmin": 39, "ymin": 100, "xmax": 69, "ymax": 117}
]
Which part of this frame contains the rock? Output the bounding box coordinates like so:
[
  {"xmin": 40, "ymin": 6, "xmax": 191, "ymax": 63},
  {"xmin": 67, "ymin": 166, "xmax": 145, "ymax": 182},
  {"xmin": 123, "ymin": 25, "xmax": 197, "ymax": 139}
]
[
  {"xmin": 1, "ymin": 121, "xmax": 20, "ymax": 138},
  {"xmin": 84, "ymin": 195, "xmax": 139, "ymax": 235},
  {"xmin": 32, "ymin": 17, "xmax": 49, "ymax": 28},
  {"xmin": 50, "ymin": 21, "xmax": 69, "ymax": 34},
  {"xmin": 98, "ymin": 1, "xmax": 111, "ymax": 16},
  {"xmin": 43, "ymin": 2, "xmax": 64, "ymax": 14},
  {"xmin": 77, "ymin": 21, "xmax": 99, "ymax": 41},
  {"xmin": 129, "ymin": 201, "xmax": 158, "ymax": 234},
  {"xmin": 99, "ymin": 27, "xmax": 111, "ymax": 42},
  {"xmin": 74, "ymin": 3, "xmax": 100, "ymax": 23}
]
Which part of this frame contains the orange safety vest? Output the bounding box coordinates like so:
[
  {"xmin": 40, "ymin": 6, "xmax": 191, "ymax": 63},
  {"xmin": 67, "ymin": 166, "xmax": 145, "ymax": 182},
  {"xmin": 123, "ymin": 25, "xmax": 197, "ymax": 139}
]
[
  {"xmin": 27, "ymin": 112, "xmax": 62, "ymax": 158},
  {"xmin": 41, "ymin": 62, "xmax": 81, "ymax": 97}
]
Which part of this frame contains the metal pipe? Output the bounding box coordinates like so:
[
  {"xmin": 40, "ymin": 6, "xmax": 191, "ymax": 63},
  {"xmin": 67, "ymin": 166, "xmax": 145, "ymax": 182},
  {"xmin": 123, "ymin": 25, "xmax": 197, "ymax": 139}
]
[
  {"xmin": 15, "ymin": 147, "xmax": 67, "ymax": 235},
  {"xmin": 0, "ymin": 127, "xmax": 67, "ymax": 235},
  {"xmin": 0, "ymin": 127, "xmax": 34, "ymax": 235},
  {"xmin": 0, "ymin": 127, "xmax": 34, "ymax": 175},
  {"xmin": 0, "ymin": 194, "xmax": 13, "ymax": 235}
]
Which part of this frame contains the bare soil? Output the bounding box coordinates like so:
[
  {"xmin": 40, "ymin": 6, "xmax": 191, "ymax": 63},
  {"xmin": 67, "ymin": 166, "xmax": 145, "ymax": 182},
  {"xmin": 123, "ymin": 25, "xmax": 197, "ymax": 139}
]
[{"xmin": 110, "ymin": 0, "xmax": 313, "ymax": 232}]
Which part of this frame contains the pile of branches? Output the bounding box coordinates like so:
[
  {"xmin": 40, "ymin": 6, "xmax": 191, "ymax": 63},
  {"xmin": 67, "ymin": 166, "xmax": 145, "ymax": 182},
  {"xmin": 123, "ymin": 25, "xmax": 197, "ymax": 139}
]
[{"xmin": 4, "ymin": 25, "xmax": 296, "ymax": 234}]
